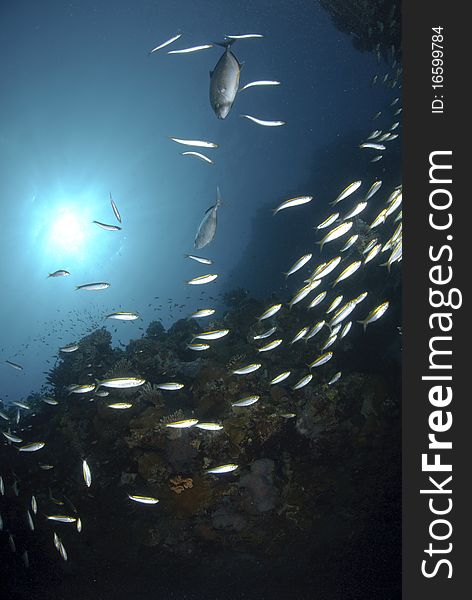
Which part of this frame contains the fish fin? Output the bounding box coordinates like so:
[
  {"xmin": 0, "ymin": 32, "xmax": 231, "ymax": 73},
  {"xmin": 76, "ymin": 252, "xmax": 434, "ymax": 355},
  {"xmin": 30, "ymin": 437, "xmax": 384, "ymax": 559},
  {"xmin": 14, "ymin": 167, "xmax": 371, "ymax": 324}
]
[
  {"xmin": 356, "ymin": 320, "xmax": 367, "ymax": 333},
  {"xmin": 315, "ymin": 241, "xmax": 324, "ymax": 253},
  {"xmin": 209, "ymin": 70, "xmax": 214, "ymax": 77},
  {"xmin": 214, "ymin": 38, "xmax": 237, "ymax": 49}
]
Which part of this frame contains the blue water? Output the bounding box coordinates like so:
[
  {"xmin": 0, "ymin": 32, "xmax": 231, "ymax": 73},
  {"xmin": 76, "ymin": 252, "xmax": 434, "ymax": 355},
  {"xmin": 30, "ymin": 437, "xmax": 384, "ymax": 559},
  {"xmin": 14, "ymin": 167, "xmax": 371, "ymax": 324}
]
[{"xmin": 0, "ymin": 0, "xmax": 394, "ymax": 402}]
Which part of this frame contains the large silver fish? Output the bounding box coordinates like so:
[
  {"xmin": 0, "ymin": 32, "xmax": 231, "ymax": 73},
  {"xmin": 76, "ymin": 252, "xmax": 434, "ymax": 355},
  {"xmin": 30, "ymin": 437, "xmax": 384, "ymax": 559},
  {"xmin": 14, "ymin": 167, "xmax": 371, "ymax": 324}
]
[
  {"xmin": 210, "ymin": 41, "xmax": 241, "ymax": 119},
  {"xmin": 194, "ymin": 187, "xmax": 222, "ymax": 249}
]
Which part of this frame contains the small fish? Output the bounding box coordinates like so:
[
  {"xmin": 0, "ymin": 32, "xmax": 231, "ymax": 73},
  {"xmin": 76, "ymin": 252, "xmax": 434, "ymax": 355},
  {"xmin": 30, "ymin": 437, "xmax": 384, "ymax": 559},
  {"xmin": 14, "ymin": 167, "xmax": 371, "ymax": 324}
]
[
  {"xmin": 31, "ymin": 495, "xmax": 37, "ymax": 514},
  {"xmin": 372, "ymin": 111, "xmax": 382, "ymax": 120},
  {"xmin": 273, "ymin": 195, "xmax": 313, "ymax": 215},
  {"xmin": 369, "ymin": 209, "xmax": 388, "ymax": 229},
  {"xmin": 185, "ymin": 254, "xmax": 213, "ymax": 265},
  {"xmin": 360, "ymin": 143, "xmax": 386, "ymax": 151},
  {"xmin": 331, "ymin": 181, "xmax": 362, "ymax": 206},
  {"xmin": 181, "ymin": 151, "xmax": 213, "ymax": 164},
  {"xmin": 226, "ymin": 33, "xmax": 263, "ymax": 39},
  {"xmin": 92, "ymin": 221, "xmax": 122, "ymax": 231},
  {"xmin": 326, "ymin": 295, "xmax": 343, "ymax": 314},
  {"xmin": 241, "ymin": 114, "xmax": 286, "ymax": 127},
  {"xmin": 187, "ymin": 343, "xmax": 210, "ymax": 351},
  {"xmin": 195, "ymin": 187, "xmax": 223, "ymax": 249},
  {"xmin": 76, "ymin": 517, "xmax": 82, "ymax": 533},
  {"xmin": 40, "ymin": 464, "xmax": 55, "ymax": 470},
  {"xmin": 364, "ymin": 243, "xmax": 382, "ymax": 264},
  {"xmin": 168, "ymin": 44, "xmax": 213, "ymax": 54},
  {"xmin": 290, "ymin": 326, "xmax": 310, "ymax": 344},
  {"xmin": 13, "ymin": 401, "xmax": 30, "ymax": 410},
  {"xmin": 270, "ymin": 371, "xmax": 291, "ymax": 385},
  {"xmin": 232, "ymin": 395, "xmax": 260, "ymax": 407},
  {"xmin": 340, "ymin": 234, "xmax": 359, "ymax": 253},
  {"xmin": 83, "ymin": 459, "xmax": 92, "ymax": 487},
  {"xmin": 385, "ymin": 192, "xmax": 402, "ymax": 217},
  {"xmin": 12, "ymin": 479, "xmax": 19, "ymax": 496},
  {"xmin": 320, "ymin": 333, "xmax": 338, "ymax": 352},
  {"xmin": 70, "ymin": 384, "xmax": 96, "ymax": 394},
  {"xmin": 60, "ymin": 343, "xmax": 79, "ymax": 353},
  {"xmin": 329, "ymin": 301, "xmax": 357, "ymax": 328},
  {"xmin": 128, "ymin": 494, "xmax": 160, "ymax": 504},
  {"xmin": 239, "ymin": 80, "xmax": 281, "ymax": 91},
  {"xmin": 195, "ymin": 423, "xmax": 224, "ymax": 431},
  {"xmin": 328, "ymin": 372, "xmax": 341, "ymax": 385},
  {"xmin": 258, "ymin": 303, "xmax": 282, "ymax": 321},
  {"xmin": 170, "ymin": 137, "xmax": 218, "ymax": 148},
  {"xmin": 205, "ymin": 464, "xmax": 238, "ymax": 474},
  {"xmin": 107, "ymin": 403, "xmax": 133, "ymax": 410},
  {"xmin": 310, "ymin": 256, "xmax": 342, "ymax": 280},
  {"xmin": 46, "ymin": 515, "xmax": 77, "ymax": 523},
  {"xmin": 370, "ymin": 155, "xmax": 383, "ymax": 163},
  {"xmin": 9, "ymin": 534, "xmax": 16, "ymax": 553},
  {"xmin": 253, "ymin": 326, "xmax": 277, "ymax": 340},
  {"xmin": 333, "ymin": 261, "xmax": 361, "ymax": 287},
  {"xmin": 165, "ymin": 419, "xmax": 199, "ymax": 429},
  {"xmin": 76, "ymin": 282, "xmax": 110, "ymax": 291},
  {"xmin": 109, "ymin": 192, "xmax": 122, "ymax": 222},
  {"xmin": 305, "ymin": 320, "xmax": 326, "ymax": 341},
  {"xmin": 94, "ymin": 390, "xmax": 109, "ymax": 397},
  {"xmin": 190, "ymin": 308, "xmax": 216, "ymax": 319},
  {"xmin": 148, "ymin": 33, "xmax": 182, "ymax": 54},
  {"xmin": 193, "ymin": 329, "xmax": 229, "ymax": 341},
  {"xmin": 292, "ymin": 373, "xmax": 313, "ymax": 390},
  {"xmin": 309, "ymin": 352, "xmax": 333, "ymax": 369},
  {"xmin": 316, "ymin": 212, "xmax": 339, "ymax": 229},
  {"xmin": 284, "ymin": 253, "xmax": 312, "ymax": 278},
  {"xmin": 258, "ymin": 338, "xmax": 282, "ymax": 352},
  {"xmin": 155, "ymin": 382, "xmax": 184, "ymax": 390},
  {"xmin": 0, "ymin": 476, "xmax": 4, "ymax": 495},
  {"xmin": 5, "ymin": 360, "xmax": 23, "ymax": 371},
  {"xmin": 187, "ymin": 274, "xmax": 218, "ymax": 285},
  {"xmin": 58, "ymin": 541, "xmax": 68, "ymax": 561},
  {"xmin": 308, "ymin": 291, "xmax": 327, "ymax": 309},
  {"xmin": 232, "ymin": 363, "xmax": 262, "ymax": 375},
  {"xmin": 105, "ymin": 312, "xmax": 140, "ymax": 321},
  {"xmin": 316, "ymin": 221, "xmax": 353, "ymax": 252},
  {"xmin": 365, "ymin": 180, "xmax": 382, "ymax": 200},
  {"xmin": 48, "ymin": 270, "xmax": 70, "ymax": 278},
  {"xmin": 2, "ymin": 431, "xmax": 22, "ymax": 443},
  {"xmin": 339, "ymin": 321, "xmax": 352, "ymax": 339},
  {"xmin": 343, "ymin": 202, "xmax": 367, "ymax": 220},
  {"xmin": 289, "ymin": 281, "xmax": 319, "ymax": 308},
  {"xmin": 18, "ymin": 442, "xmax": 45, "ymax": 452},
  {"xmin": 357, "ymin": 301, "xmax": 390, "ymax": 331},
  {"xmin": 0, "ymin": 410, "xmax": 9, "ymax": 421},
  {"xmin": 27, "ymin": 510, "xmax": 35, "ymax": 531},
  {"xmin": 97, "ymin": 377, "xmax": 145, "ymax": 389}
]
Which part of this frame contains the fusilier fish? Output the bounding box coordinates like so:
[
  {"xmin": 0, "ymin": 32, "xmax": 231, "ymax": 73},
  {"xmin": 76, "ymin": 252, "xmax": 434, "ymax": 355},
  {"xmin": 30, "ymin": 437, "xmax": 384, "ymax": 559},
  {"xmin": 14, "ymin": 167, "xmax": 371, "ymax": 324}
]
[
  {"xmin": 258, "ymin": 338, "xmax": 283, "ymax": 352},
  {"xmin": 232, "ymin": 363, "xmax": 261, "ymax": 375},
  {"xmin": 292, "ymin": 373, "xmax": 313, "ymax": 389},
  {"xmin": 46, "ymin": 515, "xmax": 77, "ymax": 523},
  {"xmin": 210, "ymin": 40, "xmax": 241, "ymax": 119},
  {"xmin": 328, "ymin": 372, "xmax": 342, "ymax": 385},
  {"xmin": 92, "ymin": 221, "xmax": 121, "ymax": 231},
  {"xmin": 96, "ymin": 377, "xmax": 145, "ymax": 389},
  {"xmin": 364, "ymin": 243, "xmax": 382, "ymax": 264},
  {"xmin": 232, "ymin": 395, "xmax": 260, "ymax": 407},
  {"xmin": 253, "ymin": 326, "xmax": 277, "ymax": 340},
  {"xmin": 331, "ymin": 181, "xmax": 362, "ymax": 206},
  {"xmin": 170, "ymin": 137, "xmax": 218, "ymax": 148},
  {"xmin": 316, "ymin": 213, "xmax": 339, "ymax": 229},
  {"xmin": 190, "ymin": 308, "xmax": 216, "ymax": 319},
  {"xmin": 193, "ymin": 329, "xmax": 229, "ymax": 341},
  {"xmin": 241, "ymin": 114, "xmax": 286, "ymax": 127},
  {"xmin": 284, "ymin": 253, "xmax": 312, "ymax": 278},
  {"xmin": 187, "ymin": 343, "xmax": 210, "ymax": 351},
  {"xmin": 357, "ymin": 301, "xmax": 390, "ymax": 331},
  {"xmin": 226, "ymin": 33, "xmax": 263, "ymax": 39},
  {"xmin": 194, "ymin": 187, "xmax": 222, "ymax": 249},
  {"xmin": 18, "ymin": 442, "xmax": 45, "ymax": 452},
  {"xmin": 109, "ymin": 192, "xmax": 122, "ymax": 223},
  {"xmin": 148, "ymin": 33, "xmax": 182, "ymax": 54},
  {"xmin": 316, "ymin": 221, "xmax": 353, "ymax": 252},
  {"xmin": 290, "ymin": 326, "xmax": 310, "ymax": 344},
  {"xmin": 195, "ymin": 423, "xmax": 224, "ymax": 431},
  {"xmin": 326, "ymin": 295, "xmax": 343, "ymax": 314},
  {"xmin": 329, "ymin": 301, "xmax": 357, "ymax": 328},
  {"xmin": 181, "ymin": 151, "xmax": 213, "ymax": 164},
  {"xmin": 48, "ymin": 270, "xmax": 70, "ymax": 278},
  {"xmin": 273, "ymin": 195, "xmax": 313, "ymax": 215},
  {"xmin": 185, "ymin": 254, "xmax": 213, "ymax": 265},
  {"xmin": 76, "ymin": 282, "xmax": 110, "ymax": 291},
  {"xmin": 83, "ymin": 459, "xmax": 92, "ymax": 487},
  {"xmin": 168, "ymin": 44, "xmax": 213, "ymax": 54},
  {"xmin": 107, "ymin": 403, "xmax": 133, "ymax": 410},
  {"xmin": 333, "ymin": 260, "xmax": 361, "ymax": 287},
  {"xmin": 205, "ymin": 464, "xmax": 238, "ymax": 474},
  {"xmin": 365, "ymin": 181, "xmax": 382, "ymax": 200},
  {"xmin": 340, "ymin": 234, "xmax": 359, "ymax": 252},
  {"xmin": 310, "ymin": 256, "xmax": 342, "ymax": 280},
  {"xmin": 308, "ymin": 291, "xmax": 327, "ymax": 309},
  {"xmin": 239, "ymin": 80, "xmax": 281, "ymax": 91},
  {"xmin": 270, "ymin": 371, "xmax": 291, "ymax": 385},
  {"xmin": 128, "ymin": 494, "xmax": 159, "ymax": 504},
  {"xmin": 2, "ymin": 431, "xmax": 22, "ymax": 443},
  {"xmin": 340, "ymin": 321, "xmax": 352, "ymax": 339},
  {"xmin": 155, "ymin": 382, "xmax": 184, "ymax": 391},
  {"xmin": 105, "ymin": 312, "xmax": 139, "ymax": 321},
  {"xmin": 60, "ymin": 344, "xmax": 79, "ymax": 353},
  {"xmin": 5, "ymin": 360, "xmax": 23, "ymax": 371},
  {"xmin": 258, "ymin": 303, "xmax": 282, "ymax": 321},
  {"xmin": 305, "ymin": 320, "xmax": 326, "ymax": 341},
  {"xmin": 309, "ymin": 352, "xmax": 333, "ymax": 368},
  {"xmin": 343, "ymin": 201, "xmax": 367, "ymax": 220},
  {"xmin": 187, "ymin": 274, "xmax": 218, "ymax": 285}
]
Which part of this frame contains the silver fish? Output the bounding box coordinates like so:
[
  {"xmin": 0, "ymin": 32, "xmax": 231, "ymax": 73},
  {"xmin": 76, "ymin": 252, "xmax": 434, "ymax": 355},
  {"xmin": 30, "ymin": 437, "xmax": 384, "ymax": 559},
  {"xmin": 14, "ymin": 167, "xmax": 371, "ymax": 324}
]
[
  {"xmin": 241, "ymin": 114, "xmax": 286, "ymax": 127},
  {"xmin": 170, "ymin": 137, "xmax": 218, "ymax": 148},
  {"xmin": 239, "ymin": 80, "xmax": 281, "ymax": 91},
  {"xmin": 210, "ymin": 40, "xmax": 241, "ymax": 119},
  {"xmin": 5, "ymin": 360, "xmax": 23, "ymax": 371},
  {"xmin": 75, "ymin": 282, "xmax": 110, "ymax": 291},
  {"xmin": 168, "ymin": 44, "xmax": 213, "ymax": 54},
  {"xmin": 92, "ymin": 221, "xmax": 121, "ymax": 231},
  {"xmin": 109, "ymin": 192, "xmax": 122, "ymax": 223},
  {"xmin": 185, "ymin": 254, "xmax": 213, "ymax": 265},
  {"xmin": 48, "ymin": 270, "xmax": 70, "ymax": 277},
  {"xmin": 148, "ymin": 33, "xmax": 182, "ymax": 54},
  {"xmin": 194, "ymin": 187, "xmax": 222, "ymax": 249},
  {"xmin": 181, "ymin": 151, "xmax": 213, "ymax": 164}
]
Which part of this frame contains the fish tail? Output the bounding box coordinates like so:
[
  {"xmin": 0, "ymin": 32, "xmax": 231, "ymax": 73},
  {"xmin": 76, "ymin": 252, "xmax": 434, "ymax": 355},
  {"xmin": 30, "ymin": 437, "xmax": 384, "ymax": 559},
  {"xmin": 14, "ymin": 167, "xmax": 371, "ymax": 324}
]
[
  {"xmin": 315, "ymin": 241, "xmax": 324, "ymax": 253},
  {"xmin": 214, "ymin": 38, "xmax": 237, "ymax": 49},
  {"xmin": 356, "ymin": 320, "xmax": 367, "ymax": 333}
]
